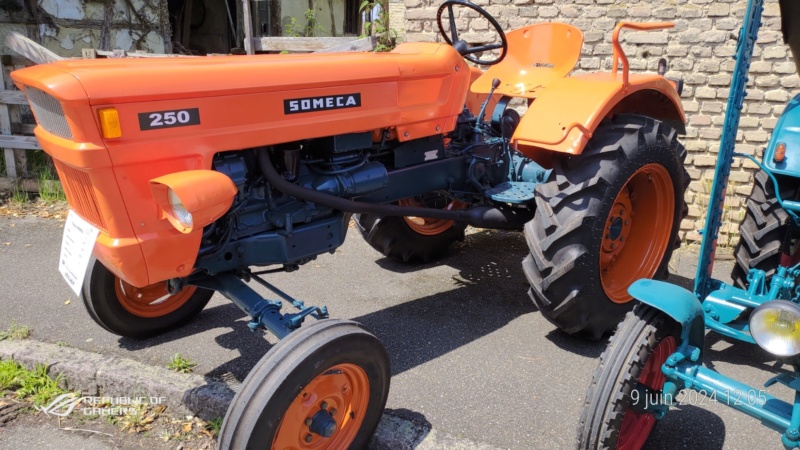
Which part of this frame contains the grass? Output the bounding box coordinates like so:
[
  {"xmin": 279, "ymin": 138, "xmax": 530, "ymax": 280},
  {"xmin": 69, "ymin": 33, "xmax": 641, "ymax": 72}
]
[
  {"xmin": 37, "ymin": 166, "xmax": 65, "ymax": 202},
  {"xmin": 119, "ymin": 401, "xmax": 157, "ymax": 433},
  {"xmin": 1, "ymin": 151, "xmax": 65, "ymax": 204},
  {"xmin": 0, "ymin": 359, "xmax": 68, "ymax": 407},
  {"xmin": 205, "ymin": 416, "xmax": 223, "ymax": 437},
  {"xmin": 10, "ymin": 185, "xmax": 28, "ymax": 204},
  {"xmin": 166, "ymin": 353, "xmax": 197, "ymax": 374},
  {"xmin": 0, "ymin": 322, "xmax": 31, "ymax": 341}
]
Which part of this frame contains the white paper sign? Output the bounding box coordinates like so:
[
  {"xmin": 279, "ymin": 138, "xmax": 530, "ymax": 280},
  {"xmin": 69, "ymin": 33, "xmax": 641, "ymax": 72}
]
[{"xmin": 59, "ymin": 210, "xmax": 100, "ymax": 296}]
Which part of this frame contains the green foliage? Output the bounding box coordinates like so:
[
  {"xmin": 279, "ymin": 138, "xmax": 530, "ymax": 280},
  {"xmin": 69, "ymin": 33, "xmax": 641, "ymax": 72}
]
[
  {"xmin": 360, "ymin": 0, "xmax": 398, "ymax": 52},
  {"xmin": 10, "ymin": 185, "xmax": 28, "ymax": 204},
  {"xmin": 286, "ymin": 6, "xmax": 327, "ymax": 38},
  {"xmin": 38, "ymin": 166, "xmax": 65, "ymax": 202},
  {"xmin": 0, "ymin": 360, "xmax": 68, "ymax": 407},
  {"xmin": 166, "ymin": 353, "xmax": 197, "ymax": 374},
  {"xmin": 205, "ymin": 416, "xmax": 223, "ymax": 437},
  {"xmin": 0, "ymin": 359, "xmax": 25, "ymax": 390},
  {"xmin": 0, "ymin": 322, "xmax": 31, "ymax": 341}
]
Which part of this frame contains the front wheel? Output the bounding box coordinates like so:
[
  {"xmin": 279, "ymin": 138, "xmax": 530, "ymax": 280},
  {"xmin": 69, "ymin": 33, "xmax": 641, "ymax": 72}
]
[
  {"xmin": 81, "ymin": 257, "xmax": 213, "ymax": 338},
  {"xmin": 218, "ymin": 319, "xmax": 390, "ymax": 450},
  {"xmin": 523, "ymin": 114, "xmax": 688, "ymax": 338},
  {"xmin": 578, "ymin": 304, "xmax": 679, "ymax": 450}
]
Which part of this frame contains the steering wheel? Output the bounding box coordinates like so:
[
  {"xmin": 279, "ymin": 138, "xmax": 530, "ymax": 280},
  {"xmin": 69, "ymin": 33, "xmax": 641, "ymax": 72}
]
[{"xmin": 436, "ymin": 0, "xmax": 508, "ymax": 65}]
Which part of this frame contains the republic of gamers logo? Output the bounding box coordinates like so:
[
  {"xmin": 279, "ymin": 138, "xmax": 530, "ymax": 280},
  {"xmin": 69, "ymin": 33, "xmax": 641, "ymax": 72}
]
[{"xmin": 35, "ymin": 393, "xmax": 85, "ymax": 417}]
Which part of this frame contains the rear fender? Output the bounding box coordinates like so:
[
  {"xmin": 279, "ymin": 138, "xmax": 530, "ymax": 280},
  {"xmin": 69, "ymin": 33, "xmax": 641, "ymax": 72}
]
[
  {"xmin": 511, "ymin": 73, "xmax": 685, "ymax": 158},
  {"xmin": 628, "ymin": 279, "xmax": 705, "ymax": 357}
]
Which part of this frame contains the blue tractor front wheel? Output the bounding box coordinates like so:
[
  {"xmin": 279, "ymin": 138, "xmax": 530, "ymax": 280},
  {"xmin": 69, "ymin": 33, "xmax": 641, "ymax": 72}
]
[{"xmin": 578, "ymin": 304, "xmax": 679, "ymax": 450}]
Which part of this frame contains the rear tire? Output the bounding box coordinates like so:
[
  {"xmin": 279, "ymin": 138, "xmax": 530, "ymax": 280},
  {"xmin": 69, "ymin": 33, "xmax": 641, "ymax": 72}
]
[
  {"xmin": 577, "ymin": 304, "xmax": 678, "ymax": 450},
  {"xmin": 523, "ymin": 114, "xmax": 688, "ymax": 339},
  {"xmin": 218, "ymin": 319, "xmax": 390, "ymax": 450},
  {"xmin": 81, "ymin": 257, "xmax": 213, "ymax": 338},
  {"xmin": 354, "ymin": 193, "xmax": 466, "ymax": 263},
  {"xmin": 731, "ymin": 170, "xmax": 800, "ymax": 288}
]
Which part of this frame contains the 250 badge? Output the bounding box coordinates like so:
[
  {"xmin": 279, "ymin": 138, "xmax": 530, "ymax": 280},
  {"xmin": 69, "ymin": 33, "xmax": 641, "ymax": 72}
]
[{"xmin": 138, "ymin": 108, "xmax": 200, "ymax": 130}]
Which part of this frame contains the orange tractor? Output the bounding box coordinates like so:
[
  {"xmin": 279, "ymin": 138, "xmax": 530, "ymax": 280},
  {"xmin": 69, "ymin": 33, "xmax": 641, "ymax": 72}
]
[{"xmin": 12, "ymin": 1, "xmax": 687, "ymax": 447}]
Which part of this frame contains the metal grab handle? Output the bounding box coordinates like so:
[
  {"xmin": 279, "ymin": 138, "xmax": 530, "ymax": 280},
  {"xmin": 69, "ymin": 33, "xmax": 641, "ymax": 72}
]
[{"xmin": 611, "ymin": 22, "xmax": 675, "ymax": 89}]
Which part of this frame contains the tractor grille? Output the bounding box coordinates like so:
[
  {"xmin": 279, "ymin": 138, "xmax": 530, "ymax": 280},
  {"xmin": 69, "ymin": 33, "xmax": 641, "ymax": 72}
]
[
  {"xmin": 53, "ymin": 161, "xmax": 107, "ymax": 232},
  {"xmin": 25, "ymin": 87, "xmax": 73, "ymax": 140}
]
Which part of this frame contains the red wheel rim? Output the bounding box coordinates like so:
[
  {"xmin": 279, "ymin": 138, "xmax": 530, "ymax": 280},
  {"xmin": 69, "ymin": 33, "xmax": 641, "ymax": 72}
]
[
  {"xmin": 600, "ymin": 164, "xmax": 674, "ymax": 303},
  {"xmin": 398, "ymin": 197, "xmax": 466, "ymax": 236},
  {"xmin": 618, "ymin": 335, "xmax": 676, "ymax": 450},
  {"xmin": 114, "ymin": 278, "xmax": 196, "ymax": 318},
  {"xmin": 273, "ymin": 363, "xmax": 370, "ymax": 449}
]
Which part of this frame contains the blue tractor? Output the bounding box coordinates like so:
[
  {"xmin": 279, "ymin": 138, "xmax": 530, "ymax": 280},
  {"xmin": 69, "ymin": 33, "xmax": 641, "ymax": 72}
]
[{"xmin": 578, "ymin": 0, "xmax": 800, "ymax": 448}]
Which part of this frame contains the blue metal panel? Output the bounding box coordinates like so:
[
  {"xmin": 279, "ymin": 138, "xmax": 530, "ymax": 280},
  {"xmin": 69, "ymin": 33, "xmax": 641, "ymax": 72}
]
[
  {"xmin": 694, "ymin": 0, "xmax": 764, "ymax": 299},
  {"xmin": 765, "ymin": 94, "xmax": 800, "ymax": 177},
  {"xmin": 628, "ymin": 279, "xmax": 703, "ymax": 328},
  {"xmin": 628, "ymin": 279, "xmax": 704, "ymax": 349}
]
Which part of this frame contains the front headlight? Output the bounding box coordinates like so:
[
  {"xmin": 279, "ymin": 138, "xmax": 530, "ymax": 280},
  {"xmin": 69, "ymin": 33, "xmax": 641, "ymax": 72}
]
[
  {"xmin": 168, "ymin": 189, "xmax": 193, "ymax": 228},
  {"xmin": 749, "ymin": 300, "xmax": 800, "ymax": 357},
  {"xmin": 149, "ymin": 170, "xmax": 237, "ymax": 234}
]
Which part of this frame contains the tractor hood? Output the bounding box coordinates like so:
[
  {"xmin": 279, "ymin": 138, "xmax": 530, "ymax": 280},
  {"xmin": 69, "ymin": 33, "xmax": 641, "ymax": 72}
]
[{"xmin": 11, "ymin": 42, "xmax": 466, "ymax": 106}]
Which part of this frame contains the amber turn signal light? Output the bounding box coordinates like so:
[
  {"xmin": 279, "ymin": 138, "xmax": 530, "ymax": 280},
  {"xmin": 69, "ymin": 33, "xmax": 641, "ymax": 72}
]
[{"xmin": 98, "ymin": 108, "xmax": 122, "ymax": 139}]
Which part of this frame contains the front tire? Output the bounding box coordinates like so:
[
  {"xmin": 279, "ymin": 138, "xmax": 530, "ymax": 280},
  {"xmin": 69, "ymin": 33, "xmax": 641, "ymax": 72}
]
[
  {"xmin": 218, "ymin": 319, "xmax": 390, "ymax": 450},
  {"xmin": 731, "ymin": 170, "xmax": 800, "ymax": 288},
  {"xmin": 523, "ymin": 114, "xmax": 688, "ymax": 339},
  {"xmin": 578, "ymin": 304, "xmax": 678, "ymax": 450},
  {"xmin": 354, "ymin": 194, "xmax": 467, "ymax": 263},
  {"xmin": 81, "ymin": 257, "xmax": 213, "ymax": 338}
]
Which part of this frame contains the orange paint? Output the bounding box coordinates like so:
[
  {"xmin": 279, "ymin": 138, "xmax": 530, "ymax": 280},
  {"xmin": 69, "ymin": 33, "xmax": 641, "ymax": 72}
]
[
  {"xmin": 11, "ymin": 21, "xmax": 685, "ymax": 287},
  {"xmin": 469, "ymin": 22, "xmax": 682, "ymax": 157},
  {"xmin": 12, "ymin": 43, "xmax": 470, "ymax": 287},
  {"xmin": 274, "ymin": 363, "xmax": 369, "ymax": 448},
  {"xmin": 398, "ymin": 197, "xmax": 467, "ymax": 236},
  {"xmin": 600, "ymin": 164, "xmax": 675, "ymax": 304},
  {"xmin": 471, "ymin": 23, "xmax": 584, "ymax": 97},
  {"xmin": 114, "ymin": 279, "xmax": 197, "ymax": 318},
  {"xmin": 149, "ymin": 170, "xmax": 237, "ymax": 234}
]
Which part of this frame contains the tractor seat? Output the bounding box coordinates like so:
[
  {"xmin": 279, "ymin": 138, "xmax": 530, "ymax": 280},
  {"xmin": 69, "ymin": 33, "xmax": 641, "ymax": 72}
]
[{"xmin": 471, "ymin": 22, "xmax": 584, "ymax": 98}]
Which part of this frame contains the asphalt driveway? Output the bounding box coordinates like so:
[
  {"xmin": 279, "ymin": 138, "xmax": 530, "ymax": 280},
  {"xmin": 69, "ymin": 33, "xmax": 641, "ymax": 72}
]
[{"xmin": 0, "ymin": 214, "xmax": 791, "ymax": 449}]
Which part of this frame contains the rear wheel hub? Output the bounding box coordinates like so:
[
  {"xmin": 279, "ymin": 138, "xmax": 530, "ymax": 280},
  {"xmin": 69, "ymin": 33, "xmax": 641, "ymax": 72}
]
[{"xmin": 600, "ymin": 164, "xmax": 674, "ymax": 304}]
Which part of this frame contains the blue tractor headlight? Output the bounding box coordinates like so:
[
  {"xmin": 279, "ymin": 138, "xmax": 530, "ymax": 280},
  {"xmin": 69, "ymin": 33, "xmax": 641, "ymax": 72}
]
[{"xmin": 749, "ymin": 300, "xmax": 800, "ymax": 357}]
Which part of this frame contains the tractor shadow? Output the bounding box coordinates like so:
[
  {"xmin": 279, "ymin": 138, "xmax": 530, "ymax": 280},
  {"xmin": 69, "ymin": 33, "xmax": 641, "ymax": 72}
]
[
  {"xmin": 646, "ymin": 403, "xmax": 726, "ymax": 450},
  {"xmin": 353, "ymin": 229, "xmax": 540, "ymax": 376},
  {"xmin": 116, "ymin": 229, "xmax": 541, "ymax": 382},
  {"xmin": 117, "ymin": 302, "xmax": 275, "ymax": 383},
  {"xmin": 369, "ymin": 227, "xmax": 608, "ymax": 360},
  {"xmin": 118, "ymin": 228, "xmax": 608, "ymax": 382}
]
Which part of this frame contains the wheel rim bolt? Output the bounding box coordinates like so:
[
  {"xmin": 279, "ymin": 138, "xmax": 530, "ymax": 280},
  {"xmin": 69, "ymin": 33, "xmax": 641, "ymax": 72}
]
[
  {"xmin": 330, "ymin": 408, "xmax": 337, "ymax": 416},
  {"xmin": 305, "ymin": 418, "xmax": 313, "ymax": 427},
  {"xmin": 320, "ymin": 401, "xmax": 328, "ymax": 410},
  {"xmin": 305, "ymin": 434, "xmax": 313, "ymax": 443}
]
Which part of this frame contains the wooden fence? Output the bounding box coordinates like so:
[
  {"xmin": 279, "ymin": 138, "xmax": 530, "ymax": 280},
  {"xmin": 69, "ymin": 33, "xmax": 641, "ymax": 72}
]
[{"xmin": 1, "ymin": 54, "xmax": 39, "ymax": 180}]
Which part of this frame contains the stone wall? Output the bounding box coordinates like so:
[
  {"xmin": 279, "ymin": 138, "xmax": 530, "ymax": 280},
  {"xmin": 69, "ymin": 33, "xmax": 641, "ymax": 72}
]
[{"xmin": 399, "ymin": 0, "xmax": 795, "ymax": 246}]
